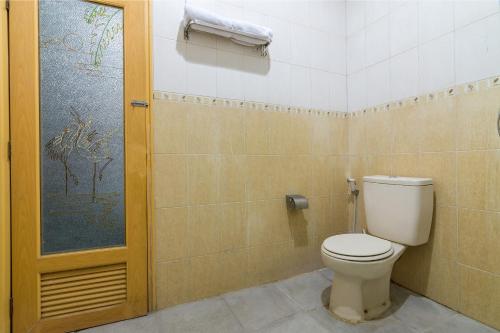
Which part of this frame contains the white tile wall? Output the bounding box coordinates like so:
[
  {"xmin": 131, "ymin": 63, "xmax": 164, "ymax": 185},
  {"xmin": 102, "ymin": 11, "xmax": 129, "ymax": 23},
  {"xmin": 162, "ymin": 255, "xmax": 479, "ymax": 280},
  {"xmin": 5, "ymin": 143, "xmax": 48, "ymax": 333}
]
[
  {"xmin": 346, "ymin": 0, "xmax": 500, "ymax": 112},
  {"xmin": 347, "ymin": 70, "xmax": 367, "ymax": 112},
  {"xmin": 332, "ymin": 73, "xmax": 348, "ymax": 112},
  {"xmin": 153, "ymin": 0, "xmax": 347, "ymax": 112},
  {"xmin": 330, "ymin": 34, "xmax": 347, "ymax": 74},
  {"xmin": 152, "ymin": 0, "xmax": 185, "ymax": 40},
  {"xmin": 153, "ymin": 0, "xmax": 500, "ymax": 113},
  {"xmin": 311, "ymin": 31, "xmax": 333, "ymax": 72},
  {"xmin": 390, "ymin": 48, "xmax": 418, "ymax": 100},
  {"xmin": 347, "ymin": 0, "xmax": 365, "ymax": 35},
  {"xmin": 347, "ymin": 30, "xmax": 365, "ymax": 74},
  {"xmin": 310, "ymin": 0, "xmax": 346, "ymax": 34},
  {"xmin": 242, "ymin": 55, "xmax": 268, "ymax": 102},
  {"xmin": 365, "ymin": 16, "xmax": 389, "ymax": 66},
  {"xmin": 267, "ymin": 16, "xmax": 292, "ymax": 63},
  {"xmin": 267, "ymin": 60, "xmax": 291, "ymax": 106},
  {"xmin": 291, "ymin": 24, "xmax": 312, "ymax": 67},
  {"xmin": 389, "ymin": 1, "xmax": 418, "ymax": 56},
  {"xmin": 418, "ymin": 1, "xmax": 453, "ymax": 43},
  {"xmin": 311, "ymin": 69, "xmax": 334, "ymax": 110},
  {"xmin": 419, "ymin": 33, "xmax": 455, "ymax": 94},
  {"xmin": 455, "ymin": 12, "xmax": 500, "ymax": 84},
  {"xmin": 454, "ymin": 0, "xmax": 500, "ymax": 28},
  {"xmin": 366, "ymin": 0, "xmax": 389, "ymax": 25},
  {"xmin": 291, "ymin": 65, "xmax": 312, "ymax": 108},
  {"xmin": 153, "ymin": 37, "xmax": 186, "ymax": 93},
  {"xmin": 216, "ymin": 50, "xmax": 244, "ymax": 100},
  {"xmin": 366, "ymin": 59, "xmax": 390, "ymax": 106},
  {"xmin": 185, "ymin": 43, "xmax": 217, "ymax": 97}
]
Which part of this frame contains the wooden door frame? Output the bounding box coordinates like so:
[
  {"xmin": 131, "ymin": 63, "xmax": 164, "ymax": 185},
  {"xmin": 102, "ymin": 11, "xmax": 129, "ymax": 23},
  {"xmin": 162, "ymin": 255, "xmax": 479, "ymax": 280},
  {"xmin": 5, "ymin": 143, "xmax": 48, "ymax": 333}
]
[
  {"xmin": 8, "ymin": 0, "xmax": 153, "ymax": 330},
  {"xmin": 1, "ymin": 0, "xmax": 11, "ymax": 331},
  {"xmin": 146, "ymin": 0, "xmax": 155, "ymax": 312}
]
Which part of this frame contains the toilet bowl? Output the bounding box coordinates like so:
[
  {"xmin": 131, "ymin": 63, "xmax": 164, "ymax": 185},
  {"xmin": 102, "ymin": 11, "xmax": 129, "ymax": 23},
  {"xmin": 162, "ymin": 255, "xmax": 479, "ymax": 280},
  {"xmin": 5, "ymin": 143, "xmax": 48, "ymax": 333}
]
[
  {"xmin": 321, "ymin": 175, "xmax": 434, "ymax": 323},
  {"xmin": 321, "ymin": 234, "xmax": 406, "ymax": 323}
]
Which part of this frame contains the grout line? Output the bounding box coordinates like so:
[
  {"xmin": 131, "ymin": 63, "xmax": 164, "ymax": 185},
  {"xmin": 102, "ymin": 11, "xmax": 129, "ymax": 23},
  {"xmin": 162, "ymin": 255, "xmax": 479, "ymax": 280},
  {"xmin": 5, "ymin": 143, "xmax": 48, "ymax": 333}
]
[
  {"xmin": 453, "ymin": 8, "xmax": 500, "ymax": 33},
  {"xmin": 271, "ymin": 281, "xmax": 308, "ymax": 312},
  {"xmin": 456, "ymin": 262, "xmax": 500, "ymax": 278},
  {"xmin": 454, "ymin": 126, "xmax": 461, "ymax": 311},
  {"xmin": 255, "ymin": 311, "xmax": 302, "ymax": 332},
  {"xmin": 151, "ymin": 149, "xmax": 499, "ymax": 159},
  {"xmin": 344, "ymin": 0, "xmax": 349, "ymax": 114},
  {"xmin": 220, "ymin": 296, "xmax": 247, "ymax": 331},
  {"xmin": 419, "ymin": 314, "xmax": 461, "ymax": 333}
]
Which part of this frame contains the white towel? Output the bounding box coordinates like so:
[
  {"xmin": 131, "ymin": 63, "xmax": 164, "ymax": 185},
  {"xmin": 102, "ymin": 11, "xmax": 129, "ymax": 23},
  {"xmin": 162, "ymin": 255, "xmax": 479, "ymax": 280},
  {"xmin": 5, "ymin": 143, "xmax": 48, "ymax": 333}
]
[{"xmin": 184, "ymin": 5, "xmax": 273, "ymax": 43}]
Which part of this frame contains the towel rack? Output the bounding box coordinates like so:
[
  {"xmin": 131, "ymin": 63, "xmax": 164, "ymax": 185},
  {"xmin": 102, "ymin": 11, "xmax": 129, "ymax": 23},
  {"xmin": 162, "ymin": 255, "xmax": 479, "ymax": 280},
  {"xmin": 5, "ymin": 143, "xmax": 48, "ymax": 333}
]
[{"xmin": 184, "ymin": 19, "xmax": 270, "ymax": 56}]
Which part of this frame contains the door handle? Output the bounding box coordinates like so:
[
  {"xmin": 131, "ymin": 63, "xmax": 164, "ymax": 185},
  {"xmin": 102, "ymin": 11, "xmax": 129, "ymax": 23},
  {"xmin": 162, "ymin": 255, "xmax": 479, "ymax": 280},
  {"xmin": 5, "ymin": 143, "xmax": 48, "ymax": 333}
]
[{"xmin": 131, "ymin": 100, "xmax": 149, "ymax": 108}]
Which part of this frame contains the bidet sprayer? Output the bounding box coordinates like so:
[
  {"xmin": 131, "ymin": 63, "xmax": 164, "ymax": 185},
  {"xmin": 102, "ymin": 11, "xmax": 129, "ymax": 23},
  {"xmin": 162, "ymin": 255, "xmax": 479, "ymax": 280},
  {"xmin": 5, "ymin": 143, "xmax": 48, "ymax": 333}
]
[{"xmin": 347, "ymin": 177, "xmax": 359, "ymax": 196}]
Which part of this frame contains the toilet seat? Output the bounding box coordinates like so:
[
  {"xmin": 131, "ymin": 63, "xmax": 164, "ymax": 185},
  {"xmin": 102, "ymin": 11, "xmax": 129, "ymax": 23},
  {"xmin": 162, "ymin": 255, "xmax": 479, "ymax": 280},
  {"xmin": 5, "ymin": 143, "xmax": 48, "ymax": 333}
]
[
  {"xmin": 322, "ymin": 234, "xmax": 394, "ymax": 262},
  {"xmin": 322, "ymin": 248, "xmax": 394, "ymax": 262}
]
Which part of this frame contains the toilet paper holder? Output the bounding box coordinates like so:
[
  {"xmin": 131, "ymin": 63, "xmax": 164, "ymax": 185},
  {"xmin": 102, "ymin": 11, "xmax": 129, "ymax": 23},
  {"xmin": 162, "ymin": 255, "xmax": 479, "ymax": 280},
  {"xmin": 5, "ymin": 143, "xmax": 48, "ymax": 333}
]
[{"xmin": 286, "ymin": 194, "xmax": 309, "ymax": 210}]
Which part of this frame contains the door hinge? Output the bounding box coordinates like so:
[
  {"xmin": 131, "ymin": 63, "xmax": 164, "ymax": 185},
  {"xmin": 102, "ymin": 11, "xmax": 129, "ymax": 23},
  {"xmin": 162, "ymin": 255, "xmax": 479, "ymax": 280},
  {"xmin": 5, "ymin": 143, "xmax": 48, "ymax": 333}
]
[
  {"xmin": 7, "ymin": 141, "xmax": 11, "ymax": 161},
  {"xmin": 9, "ymin": 297, "xmax": 13, "ymax": 318}
]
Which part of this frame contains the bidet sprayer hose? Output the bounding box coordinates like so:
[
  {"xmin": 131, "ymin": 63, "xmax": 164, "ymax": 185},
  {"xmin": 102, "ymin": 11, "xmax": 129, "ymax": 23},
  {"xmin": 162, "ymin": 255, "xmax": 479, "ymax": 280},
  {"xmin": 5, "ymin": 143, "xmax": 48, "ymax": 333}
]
[
  {"xmin": 352, "ymin": 192, "xmax": 358, "ymax": 233},
  {"xmin": 347, "ymin": 177, "xmax": 359, "ymax": 233}
]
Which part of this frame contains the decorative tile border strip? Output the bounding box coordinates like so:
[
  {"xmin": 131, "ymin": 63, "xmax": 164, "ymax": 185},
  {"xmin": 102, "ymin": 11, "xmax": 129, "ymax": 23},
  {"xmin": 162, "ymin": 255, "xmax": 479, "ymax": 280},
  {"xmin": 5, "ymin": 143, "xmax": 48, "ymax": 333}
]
[
  {"xmin": 348, "ymin": 75, "xmax": 500, "ymax": 118},
  {"xmin": 152, "ymin": 91, "xmax": 349, "ymax": 118},
  {"xmin": 152, "ymin": 75, "xmax": 500, "ymax": 119}
]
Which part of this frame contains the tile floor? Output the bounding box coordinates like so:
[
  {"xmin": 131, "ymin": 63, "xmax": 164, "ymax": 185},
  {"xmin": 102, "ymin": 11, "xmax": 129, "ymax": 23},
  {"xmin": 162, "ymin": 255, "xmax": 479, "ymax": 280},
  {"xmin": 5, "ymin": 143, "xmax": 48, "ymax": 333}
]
[{"xmin": 81, "ymin": 269, "xmax": 499, "ymax": 333}]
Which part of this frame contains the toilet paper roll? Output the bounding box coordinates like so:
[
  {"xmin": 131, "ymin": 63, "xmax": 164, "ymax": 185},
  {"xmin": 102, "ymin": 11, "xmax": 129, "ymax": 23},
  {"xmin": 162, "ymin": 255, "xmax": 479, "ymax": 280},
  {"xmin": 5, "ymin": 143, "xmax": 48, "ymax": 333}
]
[{"xmin": 286, "ymin": 194, "xmax": 309, "ymax": 210}]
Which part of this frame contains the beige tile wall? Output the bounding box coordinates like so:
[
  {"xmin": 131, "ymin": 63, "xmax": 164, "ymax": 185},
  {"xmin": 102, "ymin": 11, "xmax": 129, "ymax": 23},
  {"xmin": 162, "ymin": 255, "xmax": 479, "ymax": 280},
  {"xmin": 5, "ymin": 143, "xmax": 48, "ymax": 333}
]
[
  {"xmin": 347, "ymin": 81, "xmax": 500, "ymax": 329},
  {"xmin": 152, "ymin": 79, "xmax": 499, "ymax": 330},
  {"xmin": 152, "ymin": 97, "xmax": 350, "ymax": 310}
]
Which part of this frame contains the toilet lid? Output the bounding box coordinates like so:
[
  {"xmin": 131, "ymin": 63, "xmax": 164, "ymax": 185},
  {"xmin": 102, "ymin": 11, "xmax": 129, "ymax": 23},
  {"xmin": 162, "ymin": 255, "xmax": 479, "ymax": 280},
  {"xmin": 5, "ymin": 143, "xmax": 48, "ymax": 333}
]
[{"xmin": 322, "ymin": 234, "xmax": 393, "ymax": 257}]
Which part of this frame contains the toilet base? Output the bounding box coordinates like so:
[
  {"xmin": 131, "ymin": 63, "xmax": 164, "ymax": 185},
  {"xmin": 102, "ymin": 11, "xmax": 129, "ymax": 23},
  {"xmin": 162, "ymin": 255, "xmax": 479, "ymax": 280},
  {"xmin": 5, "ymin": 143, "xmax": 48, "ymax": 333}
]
[{"xmin": 328, "ymin": 270, "xmax": 392, "ymax": 323}]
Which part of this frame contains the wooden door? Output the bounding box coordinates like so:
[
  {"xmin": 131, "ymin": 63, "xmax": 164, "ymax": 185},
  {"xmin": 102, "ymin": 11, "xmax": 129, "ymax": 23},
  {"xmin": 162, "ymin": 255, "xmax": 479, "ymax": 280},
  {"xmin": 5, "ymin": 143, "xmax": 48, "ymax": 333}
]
[
  {"xmin": 10, "ymin": 0, "xmax": 150, "ymax": 332},
  {"xmin": 1, "ymin": 0, "xmax": 11, "ymax": 331}
]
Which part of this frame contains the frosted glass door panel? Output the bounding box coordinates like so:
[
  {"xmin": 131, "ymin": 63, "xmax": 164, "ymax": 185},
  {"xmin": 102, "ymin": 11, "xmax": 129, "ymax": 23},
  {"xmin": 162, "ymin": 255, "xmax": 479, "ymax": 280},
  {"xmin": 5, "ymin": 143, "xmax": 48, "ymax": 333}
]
[{"xmin": 39, "ymin": 0, "xmax": 125, "ymax": 254}]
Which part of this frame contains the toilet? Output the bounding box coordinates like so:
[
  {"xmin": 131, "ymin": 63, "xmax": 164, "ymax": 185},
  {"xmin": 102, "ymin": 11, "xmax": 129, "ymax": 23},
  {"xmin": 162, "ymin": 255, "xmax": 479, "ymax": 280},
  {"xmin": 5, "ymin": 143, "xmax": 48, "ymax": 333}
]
[{"xmin": 321, "ymin": 175, "xmax": 434, "ymax": 323}]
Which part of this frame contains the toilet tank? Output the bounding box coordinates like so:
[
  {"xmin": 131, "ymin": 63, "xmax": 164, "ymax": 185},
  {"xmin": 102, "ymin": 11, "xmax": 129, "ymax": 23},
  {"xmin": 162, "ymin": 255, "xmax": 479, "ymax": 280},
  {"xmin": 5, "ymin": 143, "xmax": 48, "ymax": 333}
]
[{"xmin": 363, "ymin": 176, "xmax": 434, "ymax": 246}]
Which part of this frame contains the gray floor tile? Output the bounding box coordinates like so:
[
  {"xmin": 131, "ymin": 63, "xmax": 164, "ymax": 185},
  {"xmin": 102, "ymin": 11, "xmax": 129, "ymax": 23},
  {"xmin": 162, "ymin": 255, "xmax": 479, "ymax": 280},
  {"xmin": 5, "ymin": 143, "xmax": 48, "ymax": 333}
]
[
  {"xmin": 223, "ymin": 284, "xmax": 300, "ymax": 331},
  {"xmin": 275, "ymin": 271, "xmax": 331, "ymax": 311},
  {"xmin": 78, "ymin": 270, "xmax": 499, "ymax": 333},
  {"xmin": 256, "ymin": 312, "xmax": 331, "ymax": 333},
  {"xmin": 392, "ymin": 294, "xmax": 457, "ymax": 332},
  {"xmin": 79, "ymin": 314, "xmax": 159, "ymax": 333},
  {"xmin": 425, "ymin": 314, "xmax": 499, "ymax": 333},
  {"xmin": 308, "ymin": 306, "xmax": 406, "ymax": 333},
  {"xmin": 156, "ymin": 297, "xmax": 244, "ymax": 333},
  {"xmin": 380, "ymin": 283, "xmax": 414, "ymax": 317},
  {"xmin": 370, "ymin": 318, "xmax": 420, "ymax": 333},
  {"xmin": 390, "ymin": 283, "xmax": 415, "ymax": 305},
  {"xmin": 318, "ymin": 267, "xmax": 334, "ymax": 282}
]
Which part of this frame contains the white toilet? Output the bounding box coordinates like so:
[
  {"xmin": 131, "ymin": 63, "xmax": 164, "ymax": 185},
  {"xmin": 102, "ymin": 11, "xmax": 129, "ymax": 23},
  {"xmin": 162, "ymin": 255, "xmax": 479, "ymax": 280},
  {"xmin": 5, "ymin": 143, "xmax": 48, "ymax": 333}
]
[{"xmin": 321, "ymin": 175, "xmax": 434, "ymax": 323}]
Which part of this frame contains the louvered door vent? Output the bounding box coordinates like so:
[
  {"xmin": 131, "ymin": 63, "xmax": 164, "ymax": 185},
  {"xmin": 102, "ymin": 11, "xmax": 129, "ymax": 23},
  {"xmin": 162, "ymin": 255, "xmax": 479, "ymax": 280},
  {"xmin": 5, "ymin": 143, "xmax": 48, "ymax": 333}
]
[{"xmin": 40, "ymin": 263, "xmax": 127, "ymax": 318}]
